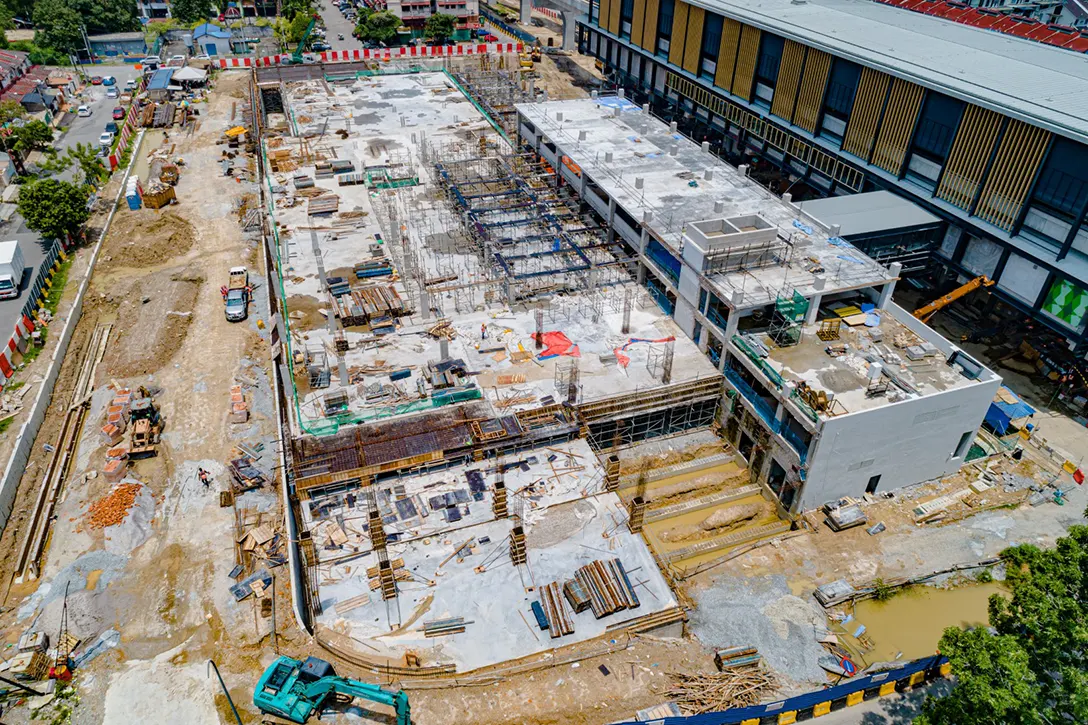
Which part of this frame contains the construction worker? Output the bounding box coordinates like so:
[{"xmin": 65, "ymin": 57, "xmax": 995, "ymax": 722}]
[
  {"xmin": 480, "ymin": 323, "xmax": 487, "ymax": 340},
  {"xmin": 198, "ymin": 467, "xmax": 211, "ymax": 489}
]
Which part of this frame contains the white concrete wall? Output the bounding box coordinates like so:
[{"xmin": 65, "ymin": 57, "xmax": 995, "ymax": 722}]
[{"xmin": 798, "ymin": 372, "xmax": 1001, "ymax": 510}]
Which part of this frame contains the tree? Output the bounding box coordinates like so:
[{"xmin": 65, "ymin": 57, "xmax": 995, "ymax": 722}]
[
  {"xmin": 66, "ymin": 142, "xmax": 106, "ymax": 186},
  {"xmin": 169, "ymin": 0, "xmax": 213, "ymax": 24},
  {"xmin": 360, "ymin": 11, "xmax": 400, "ymax": 44},
  {"xmin": 279, "ymin": 0, "xmax": 315, "ymax": 21},
  {"xmin": 10, "ymin": 119, "xmax": 53, "ymax": 153},
  {"xmin": 0, "ymin": 99, "xmax": 26, "ymax": 125},
  {"xmin": 424, "ymin": 13, "xmax": 455, "ymax": 43},
  {"xmin": 32, "ymin": 0, "xmax": 83, "ymax": 53},
  {"xmin": 284, "ymin": 12, "xmax": 313, "ymax": 44},
  {"xmin": 919, "ymin": 519, "xmax": 1088, "ymax": 725},
  {"xmin": 17, "ymin": 178, "xmax": 89, "ymax": 242},
  {"xmin": 36, "ymin": 148, "xmax": 72, "ymax": 176},
  {"xmin": 917, "ymin": 628, "xmax": 1042, "ymax": 725}
]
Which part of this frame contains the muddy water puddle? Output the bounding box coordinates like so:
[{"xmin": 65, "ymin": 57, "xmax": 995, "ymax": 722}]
[{"xmin": 839, "ymin": 582, "xmax": 1006, "ymax": 663}]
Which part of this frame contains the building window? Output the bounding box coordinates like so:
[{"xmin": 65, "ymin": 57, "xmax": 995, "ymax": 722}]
[
  {"xmin": 589, "ymin": 0, "xmax": 598, "ymax": 25},
  {"xmin": 699, "ymin": 13, "xmax": 724, "ymax": 81},
  {"xmin": 818, "ymin": 58, "xmax": 860, "ymax": 146},
  {"xmin": 1019, "ymin": 138, "xmax": 1088, "ymax": 252},
  {"xmin": 655, "ymin": 0, "xmax": 674, "ymax": 58},
  {"xmin": 620, "ymin": 0, "xmax": 634, "ymax": 39},
  {"xmin": 866, "ymin": 474, "xmax": 881, "ymax": 494},
  {"xmin": 752, "ymin": 33, "xmax": 784, "ymax": 109},
  {"xmin": 903, "ymin": 92, "xmax": 963, "ymax": 191},
  {"xmin": 953, "ymin": 430, "xmax": 973, "ymax": 459}
]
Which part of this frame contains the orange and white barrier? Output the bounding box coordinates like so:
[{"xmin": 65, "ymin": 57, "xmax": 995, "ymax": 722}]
[{"xmin": 216, "ymin": 42, "xmax": 523, "ymax": 68}]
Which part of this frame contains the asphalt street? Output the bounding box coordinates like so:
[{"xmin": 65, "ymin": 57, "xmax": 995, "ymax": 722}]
[
  {"xmin": 0, "ymin": 64, "xmax": 140, "ymax": 339},
  {"xmin": 317, "ymin": 2, "xmax": 363, "ymax": 52}
]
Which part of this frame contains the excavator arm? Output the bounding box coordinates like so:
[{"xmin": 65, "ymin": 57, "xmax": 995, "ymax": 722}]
[
  {"xmin": 302, "ymin": 677, "xmax": 411, "ymax": 725},
  {"xmin": 290, "ymin": 14, "xmax": 320, "ymax": 64},
  {"xmin": 913, "ymin": 275, "xmax": 995, "ymax": 323}
]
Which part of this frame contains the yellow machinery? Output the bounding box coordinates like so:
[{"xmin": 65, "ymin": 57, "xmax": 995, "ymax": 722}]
[
  {"xmin": 518, "ymin": 53, "xmax": 534, "ymax": 70},
  {"xmin": 913, "ymin": 276, "xmax": 995, "ymax": 323},
  {"xmin": 530, "ymin": 45, "xmax": 542, "ymax": 62}
]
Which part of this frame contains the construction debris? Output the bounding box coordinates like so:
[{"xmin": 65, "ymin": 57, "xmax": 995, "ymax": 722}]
[{"xmin": 663, "ymin": 667, "xmax": 778, "ymax": 715}]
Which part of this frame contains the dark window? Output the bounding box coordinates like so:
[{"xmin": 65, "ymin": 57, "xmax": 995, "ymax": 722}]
[
  {"xmin": 866, "ymin": 474, "xmax": 881, "ymax": 494},
  {"xmin": 912, "ymin": 94, "xmax": 963, "ymax": 161},
  {"xmin": 818, "ymin": 58, "xmax": 860, "ymax": 145},
  {"xmin": 699, "ymin": 13, "xmax": 723, "ymax": 81},
  {"xmin": 755, "ymin": 34, "xmax": 784, "ymax": 85},
  {"xmin": 620, "ymin": 0, "xmax": 634, "ymax": 38},
  {"xmin": 1020, "ymin": 138, "xmax": 1088, "ymax": 250},
  {"xmin": 655, "ymin": 0, "xmax": 675, "ymax": 58},
  {"xmin": 589, "ymin": 0, "xmax": 598, "ymax": 25},
  {"xmin": 904, "ymin": 93, "xmax": 964, "ymax": 191},
  {"xmin": 954, "ymin": 430, "xmax": 973, "ymax": 458}
]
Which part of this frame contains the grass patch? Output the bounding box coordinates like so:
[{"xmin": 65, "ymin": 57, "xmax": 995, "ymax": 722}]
[
  {"xmin": 19, "ymin": 329, "xmax": 46, "ymax": 365},
  {"xmin": 6, "ymin": 381, "xmax": 25, "ymax": 391},
  {"xmin": 872, "ymin": 577, "xmax": 897, "ymax": 602},
  {"xmin": 0, "ymin": 416, "xmax": 15, "ymax": 435},
  {"xmin": 44, "ymin": 256, "xmax": 73, "ymax": 316},
  {"xmin": 976, "ymin": 568, "xmax": 994, "ymax": 583}
]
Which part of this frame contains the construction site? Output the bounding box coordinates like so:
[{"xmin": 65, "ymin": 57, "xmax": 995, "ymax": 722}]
[{"xmin": 0, "ymin": 43, "xmax": 1083, "ymax": 725}]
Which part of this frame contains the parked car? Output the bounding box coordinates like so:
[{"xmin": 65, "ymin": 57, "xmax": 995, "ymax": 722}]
[
  {"xmin": 106, "ymin": 87, "xmax": 119, "ymax": 99},
  {"xmin": 112, "ymin": 106, "xmax": 125, "ymax": 120},
  {"xmin": 90, "ymin": 76, "xmax": 103, "ymax": 85},
  {"xmin": 77, "ymin": 105, "xmax": 92, "ymax": 117},
  {"xmin": 480, "ymin": 33, "xmax": 498, "ymax": 41},
  {"xmin": 98, "ymin": 131, "xmax": 115, "ymax": 147},
  {"xmin": 168, "ymin": 54, "xmax": 187, "ymax": 67},
  {"xmin": 312, "ymin": 41, "xmax": 331, "ymax": 51},
  {"xmin": 104, "ymin": 121, "xmax": 118, "ymax": 134},
  {"xmin": 101, "ymin": 75, "xmax": 116, "ymax": 86},
  {"xmin": 125, "ymin": 79, "xmax": 138, "ymax": 91}
]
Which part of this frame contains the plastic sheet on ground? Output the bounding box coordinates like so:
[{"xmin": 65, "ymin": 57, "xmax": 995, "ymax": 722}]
[{"xmin": 532, "ymin": 331, "xmax": 580, "ymax": 359}]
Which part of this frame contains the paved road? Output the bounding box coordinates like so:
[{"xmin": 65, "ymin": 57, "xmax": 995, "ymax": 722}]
[
  {"xmin": 0, "ymin": 64, "xmax": 140, "ymax": 336},
  {"xmin": 317, "ymin": 2, "xmax": 363, "ymax": 52}
]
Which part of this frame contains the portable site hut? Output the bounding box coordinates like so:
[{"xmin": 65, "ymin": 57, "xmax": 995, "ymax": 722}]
[{"xmin": 146, "ymin": 68, "xmax": 175, "ymax": 101}]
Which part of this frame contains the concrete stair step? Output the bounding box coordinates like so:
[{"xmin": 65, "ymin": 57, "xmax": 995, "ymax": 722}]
[
  {"xmin": 643, "ymin": 484, "xmax": 760, "ymax": 523},
  {"xmin": 663, "ymin": 520, "xmax": 791, "ymax": 563}
]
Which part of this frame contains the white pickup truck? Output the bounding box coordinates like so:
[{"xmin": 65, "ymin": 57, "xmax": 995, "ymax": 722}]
[{"xmin": 224, "ymin": 266, "xmax": 250, "ymax": 322}]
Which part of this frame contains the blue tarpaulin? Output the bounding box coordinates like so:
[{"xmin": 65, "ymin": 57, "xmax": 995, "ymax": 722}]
[{"xmin": 985, "ymin": 385, "xmax": 1035, "ymax": 435}]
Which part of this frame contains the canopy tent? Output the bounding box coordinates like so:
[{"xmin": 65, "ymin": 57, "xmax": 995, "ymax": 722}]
[
  {"xmin": 984, "ymin": 385, "xmax": 1035, "ymax": 435},
  {"xmin": 171, "ymin": 66, "xmax": 208, "ymax": 83}
]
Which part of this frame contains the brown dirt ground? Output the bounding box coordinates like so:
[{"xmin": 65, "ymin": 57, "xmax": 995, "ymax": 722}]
[
  {"xmin": 104, "ymin": 268, "xmax": 203, "ymax": 378},
  {"xmin": 98, "ymin": 211, "xmax": 197, "ymax": 270}
]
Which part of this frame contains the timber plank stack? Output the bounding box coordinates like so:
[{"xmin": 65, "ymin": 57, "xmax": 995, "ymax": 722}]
[
  {"xmin": 334, "ymin": 285, "xmax": 407, "ymax": 327},
  {"xmin": 539, "ymin": 581, "xmax": 574, "ymax": 638},
  {"xmin": 575, "ymin": 558, "xmax": 640, "ymax": 619}
]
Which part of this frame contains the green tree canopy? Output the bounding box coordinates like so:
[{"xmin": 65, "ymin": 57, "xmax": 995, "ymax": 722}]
[
  {"xmin": 33, "ymin": 0, "xmax": 82, "ymax": 53},
  {"xmin": 360, "ymin": 11, "xmax": 400, "ymax": 44},
  {"xmin": 66, "ymin": 142, "xmax": 106, "ymax": 187},
  {"xmin": 284, "ymin": 11, "xmax": 314, "ymax": 45},
  {"xmin": 170, "ymin": 0, "xmax": 213, "ymax": 25},
  {"xmin": 17, "ymin": 177, "xmax": 90, "ymax": 242},
  {"xmin": 11, "ymin": 119, "xmax": 53, "ymax": 153},
  {"xmin": 0, "ymin": 99, "xmax": 26, "ymax": 125},
  {"xmin": 424, "ymin": 13, "xmax": 455, "ymax": 42},
  {"xmin": 919, "ymin": 518, "xmax": 1088, "ymax": 724}
]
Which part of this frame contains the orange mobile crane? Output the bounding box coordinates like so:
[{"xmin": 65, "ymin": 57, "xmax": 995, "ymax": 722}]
[{"xmin": 913, "ymin": 275, "xmax": 995, "ymax": 323}]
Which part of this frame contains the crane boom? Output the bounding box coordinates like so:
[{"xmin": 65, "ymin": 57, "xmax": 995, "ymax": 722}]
[
  {"xmin": 913, "ymin": 275, "xmax": 995, "ymax": 323},
  {"xmin": 290, "ymin": 14, "xmax": 321, "ymax": 64}
]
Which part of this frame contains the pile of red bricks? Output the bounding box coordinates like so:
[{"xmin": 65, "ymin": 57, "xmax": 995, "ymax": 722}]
[{"xmin": 86, "ymin": 482, "xmax": 142, "ymax": 530}]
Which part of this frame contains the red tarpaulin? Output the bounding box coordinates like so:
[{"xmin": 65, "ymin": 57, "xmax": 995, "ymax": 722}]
[{"xmin": 533, "ymin": 331, "xmax": 580, "ymax": 359}]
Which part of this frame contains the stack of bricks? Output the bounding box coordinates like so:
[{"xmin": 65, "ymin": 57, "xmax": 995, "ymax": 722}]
[
  {"xmin": 229, "ymin": 384, "xmax": 249, "ymax": 424},
  {"xmin": 101, "ymin": 388, "xmax": 132, "ymax": 446},
  {"xmin": 103, "ymin": 446, "xmax": 129, "ymax": 483}
]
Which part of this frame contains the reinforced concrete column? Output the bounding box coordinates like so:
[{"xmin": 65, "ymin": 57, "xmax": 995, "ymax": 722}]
[
  {"xmin": 607, "ymin": 197, "xmax": 617, "ymax": 242},
  {"xmin": 805, "ymin": 294, "xmax": 822, "ymax": 324},
  {"xmin": 561, "ymin": 10, "xmax": 578, "ymax": 50},
  {"xmin": 724, "ymin": 308, "xmax": 740, "ymax": 340},
  {"xmin": 877, "ymin": 262, "xmax": 903, "ymax": 310},
  {"xmin": 520, "ymin": 0, "xmax": 532, "ymax": 25}
]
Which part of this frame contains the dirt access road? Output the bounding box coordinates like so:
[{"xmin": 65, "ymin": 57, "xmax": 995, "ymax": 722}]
[{"xmin": 0, "ymin": 71, "xmax": 295, "ymax": 724}]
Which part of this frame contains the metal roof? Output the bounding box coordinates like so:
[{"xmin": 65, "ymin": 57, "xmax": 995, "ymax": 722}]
[
  {"xmin": 798, "ymin": 190, "xmax": 940, "ymax": 237},
  {"xmin": 686, "ymin": 0, "xmax": 1088, "ymax": 144},
  {"xmin": 147, "ymin": 68, "xmax": 175, "ymax": 91}
]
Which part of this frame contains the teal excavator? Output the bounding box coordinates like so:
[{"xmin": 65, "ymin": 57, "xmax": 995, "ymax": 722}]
[
  {"xmin": 253, "ymin": 655, "xmax": 411, "ymax": 724},
  {"xmin": 287, "ymin": 14, "xmax": 321, "ymax": 65}
]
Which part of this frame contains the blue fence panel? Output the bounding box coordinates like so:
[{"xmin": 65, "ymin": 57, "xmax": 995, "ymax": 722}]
[
  {"xmin": 20, "ymin": 240, "xmax": 61, "ymax": 320},
  {"xmin": 723, "ymin": 366, "xmax": 775, "ymax": 425},
  {"xmin": 646, "ymin": 238, "xmax": 681, "ymax": 285},
  {"xmin": 615, "ymin": 655, "xmax": 948, "ymax": 724},
  {"xmin": 775, "ymin": 420, "xmax": 809, "ymax": 463}
]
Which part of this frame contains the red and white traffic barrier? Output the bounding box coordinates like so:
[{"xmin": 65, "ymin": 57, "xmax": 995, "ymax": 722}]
[
  {"xmin": 218, "ymin": 43, "xmax": 523, "ymax": 68},
  {"xmin": 0, "ymin": 314, "xmax": 37, "ymax": 380},
  {"xmin": 533, "ymin": 4, "xmax": 561, "ymax": 20}
]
